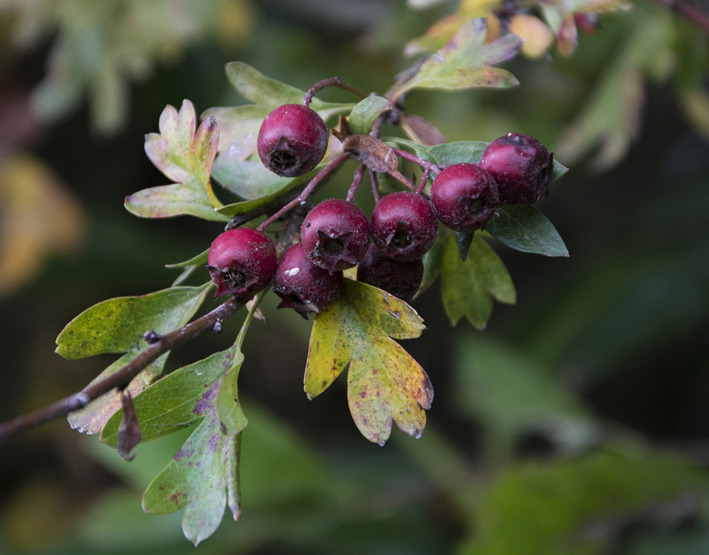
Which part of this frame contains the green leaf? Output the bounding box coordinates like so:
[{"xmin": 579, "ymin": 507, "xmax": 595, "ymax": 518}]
[
  {"xmin": 65, "ymin": 283, "xmax": 213, "ymax": 434},
  {"xmin": 201, "ymin": 104, "xmax": 271, "ymax": 158},
  {"xmin": 454, "ymin": 231, "xmax": 475, "ymax": 261},
  {"xmin": 416, "ymin": 224, "xmax": 448, "ymax": 298},
  {"xmin": 56, "ymin": 283, "xmax": 213, "ymax": 359},
  {"xmin": 390, "ymin": 19, "xmax": 523, "ymax": 100},
  {"xmin": 124, "ymin": 181, "xmax": 229, "ymax": 221},
  {"xmin": 165, "ymin": 248, "xmax": 210, "ymax": 287},
  {"xmin": 101, "ymin": 346, "xmax": 247, "ymax": 545},
  {"xmin": 428, "ymin": 141, "xmax": 489, "ymax": 165},
  {"xmin": 453, "ymin": 336, "xmax": 595, "ymax": 457},
  {"xmin": 142, "ymin": 413, "xmax": 241, "ymax": 546},
  {"xmin": 487, "ymin": 205, "xmax": 569, "ymax": 257},
  {"xmin": 214, "ymin": 170, "xmax": 315, "ymax": 217},
  {"xmin": 442, "ymin": 233, "xmax": 515, "ymax": 328},
  {"xmin": 224, "ymin": 62, "xmax": 354, "ymax": 121},
  {"xmin": 462, "ymin": 447, "xmax": 709, "ymax": 555},
  {"xmin": 101, "ymin": 348, "xmax": 246, "ymax": 444},
  {"xmin": 305, "ymin": 280, "xmax": 431, "ymax": 445},
  {"xmin": 136, "ymin": 100, "xmax": 222, "ymax": 218},
  {"xmin": 348, "ymin": 96, "xmax": 393, "ymax": 135},
  {"xmin": 211, "ymin": 159, "xmax": 291, "ymax": 199}
]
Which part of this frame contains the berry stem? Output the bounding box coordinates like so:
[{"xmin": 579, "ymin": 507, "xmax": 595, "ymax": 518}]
[
  {"xmin": 370, "ymin": 170, "xmax": 381, "ymax": 203},
  {"xmin": 346, "ymin": 163, "xmax": 367, "ymax": 203},
  {"xmin": 391, "ymin": 147, "xmax": 443, "ymax": 175},
  {"xmin": 257, "ymin": 153, "xmax": 351, "ymax": 232},
  {"xmin": 303, "ymin": 77, "xmax": 367, "ymax": 107},
  {"xmin": 417, "ymin": 166, "xmax": 432, "ymax": 194},
  {"xmin": 388, "ymin": 168, "xmax": 417, "ymax": 192},
  {"xmin": 0, "ymin": 295, "xmax": 245, "ymax": 443}
]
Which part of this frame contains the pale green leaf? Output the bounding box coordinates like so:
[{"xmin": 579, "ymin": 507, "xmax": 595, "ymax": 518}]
[
  {"xmin": 124, "ymin": 182, "xmax": 229, "ymax": 221},
  {"xmin": 348, "ymin": 96, "xmax": 393, "ymax": 135}
]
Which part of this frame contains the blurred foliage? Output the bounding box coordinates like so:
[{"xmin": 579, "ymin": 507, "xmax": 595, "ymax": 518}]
[{"xmin": 0, "ymin": 0, "xmax": 708, "ymax": 553}]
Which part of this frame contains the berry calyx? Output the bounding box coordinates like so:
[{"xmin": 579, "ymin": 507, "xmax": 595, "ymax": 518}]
[
  {"xmin": 207, "ymin": 228, "xmax": 277, "ymax": 299},
  {"xmin": 301, "ymin": 198, "xmax": 370, "ymax": 273},
  {"xmin": 479, "ymin": 133, "xmax": 553, "ymax": 205},
  {"xmin": 430, "ymin": 163, "xmax": 500, "ymax": 232},
  {"xmin": 357, "ymin": 245, "xmax": 424, "ymax": 302},
  {"xmin": 257, "ymin": 104, "xmax": 329, "ymax": 177},
  {"xmin": 370, "ymin": 191, "xmax": 438, "ymax": 261},
  {"xmin": 272, "ymin": 243, "xmax": 343, "ymax": 318}
]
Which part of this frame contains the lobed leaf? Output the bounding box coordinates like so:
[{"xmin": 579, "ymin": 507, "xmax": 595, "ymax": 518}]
[
  {"xmin": 201, "ymin": 105, "xmax": 270, "ymax": 158},
  {"xmin": 137, "ymin": 100, "xmax": 223, "ymax": 219},
  {"xmin": 441, "ymin": 233, "xmax": 515, "ymax": 328},
  {"xmin": 487, "ymin": 205, "xmax": 569, "ymax": 257},
  {"xmin": 101, "ymin": 346, "xmax": 247, "ymax": 545},
  {"xmin": 305, "ymin": 280, "xmax": 431, "ymax": 445},
  {"xmin": 142, "ymin": 412, "xmax": 241, "ymax": 546},
  {"xmin": 56, "ymin": 283, "xmax": 213, "ymax": 359},
  {"xmin": 391, "ymin": 19, "xmax": 523, "ymax": 100},
  {"xmin": 165, "ymin": 249, "xmax": 210, "ymax": 287},
  {"xmin": 124, "ymin": 181, "xmax": 229, "ymax": 221}
]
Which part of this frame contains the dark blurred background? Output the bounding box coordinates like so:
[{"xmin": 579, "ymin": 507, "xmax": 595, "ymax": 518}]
[{"xmin": 1, "ymin": 0, "xmax": 709, "ymax": 553}]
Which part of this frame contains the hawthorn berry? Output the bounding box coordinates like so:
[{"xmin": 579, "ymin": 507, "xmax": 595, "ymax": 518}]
[
  {"xmin": 430, "ymin": 163, "xmax": 500, "ymax": 232},
  {"xmin": 479, "ymin": 133, "xmax": 553, "ymax": 205},
  {"xmin": 357, "ymin": 245, "xmax": 423, "ymax": 302},
  {"xmin": 272, "ymin": 243, "xmax": 343, "ymax": 318},
  {"xmin": 301, "ymin": 198, "xmax": 370, "ymax": 273},
  {"xmin": 207, "ymin": 228, "xmax": 277, "ymax": 299},
  {"xmin": 257, "ymin": 104, "xmax": 329, "ymax": 177},
  {"xmin": 370, "ymin": 191, "xmax": 438, "ymax": 261}
]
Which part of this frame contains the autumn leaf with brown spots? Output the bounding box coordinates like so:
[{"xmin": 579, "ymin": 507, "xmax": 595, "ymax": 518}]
[{"xmin": 305, "ymin": 280, "xmax": 432, "ymax": 445}]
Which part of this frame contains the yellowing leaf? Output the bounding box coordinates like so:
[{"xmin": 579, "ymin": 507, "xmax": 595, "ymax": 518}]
[
  {"xmin": 129, "ymin": 100, "xmax": 223, "ymax": 219},
  {"xmin": 305, "ymin": 280, "xmax": 432, "ymax": 445},
  {"xmin": 509, "ymin": 15, "xmax": 554, "ymax": 59},
  {"xmin": 0, "ymin": 155, "xmax": 85, "ymax": 296},
  {"xmin": 391, "ymin": 19, "xmax": 523, "ymax": 103}
]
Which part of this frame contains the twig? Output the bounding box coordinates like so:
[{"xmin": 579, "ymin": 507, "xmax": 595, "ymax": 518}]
[
  {"xmin": 370, "ymin": 171, "xmax": 381, "ymax": 203},
  {"xmin": 0, "ymin": 296, "xmax": 245, "ymax": 443},
  {"xmin": 391, "ymin": 147, "xmax": 443, "ymax": 175},
  {"xmin": 304, "ymin": 77, "xmax": 367, "ymax": 107},
  {"xmin": 346, "ymin": 163, "xmax": 367, "ymax": 203},
  {"xmin": 257, "ymin": 153, "xmax": 351, "ymax": 232}
]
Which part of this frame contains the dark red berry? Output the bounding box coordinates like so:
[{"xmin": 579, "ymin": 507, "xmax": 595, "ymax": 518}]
[
  {"xmin": 207, "ymin": 228, "xmax": 277, "ymax": 299},
  {"xmin": 257, "ymin": 104, "xmax": 329, "ymax": 177},
  {"xmin": 272, "ymin": 243, "xmax": 343, "ymax": 318},
  {"xmin": 357, "ymin": 245, "xmax": 423, "ymax": 302},
  {"xmin": 370, "ymin": 191, "xmax": 438, "ymax": 261},
  {"xmin": 301, "ymin": 198, "xmax": 370, "ymax": 273},
  {"xmin": 431, "ymin": 163, "xmax": 500, "ymax": 232},
  {"xmin": 479, "ymin": 133, "xmax": 553, "ymax": 205}
]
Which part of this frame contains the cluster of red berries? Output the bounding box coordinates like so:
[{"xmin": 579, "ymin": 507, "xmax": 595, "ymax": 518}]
[{"xmin": 207, "ymin": 100, "xmax": 553, "ymax": 317}]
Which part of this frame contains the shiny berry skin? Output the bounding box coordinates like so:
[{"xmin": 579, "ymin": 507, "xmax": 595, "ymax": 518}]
[
  {"xmin": 207, "ymin": 228, "xmax": 277, "ymax": 299},
  {"xmin": 301, "ymin": 198, "xmax": 370, "ymax": 273},
  {"xmin": 370, "ymin": 192, "xmax": 438, "ymax": 261},
  {"xmin": 431, "ymin": 163, "xmax": 500, "ymax": 232},
  {"xmin": 479, "ymin": 133, "xmax": 553, "ymax": 205},
  {"xmin": 272, "ymin": 243, "xmax": 343, "ymax": 318},
  {"xmin": 257, "ymin": 104, "xmax": 329, "ymax": 177},
  {"xmin": 357, "ymin": 245, "xmax": 424, "ymax": 302}
]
